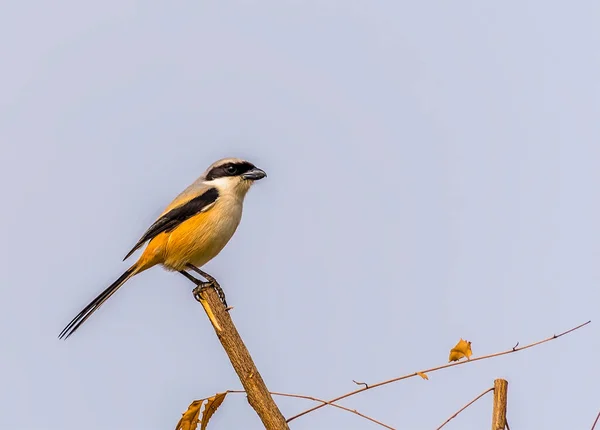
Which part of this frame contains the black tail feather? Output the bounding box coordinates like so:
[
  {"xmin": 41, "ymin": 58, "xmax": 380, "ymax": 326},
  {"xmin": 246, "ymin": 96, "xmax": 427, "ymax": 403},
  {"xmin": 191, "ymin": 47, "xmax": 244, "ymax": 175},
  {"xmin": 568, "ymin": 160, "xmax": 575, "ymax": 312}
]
[{"xmin": 59, "ymin": 267, "xmax": 135, "ymax": 340}]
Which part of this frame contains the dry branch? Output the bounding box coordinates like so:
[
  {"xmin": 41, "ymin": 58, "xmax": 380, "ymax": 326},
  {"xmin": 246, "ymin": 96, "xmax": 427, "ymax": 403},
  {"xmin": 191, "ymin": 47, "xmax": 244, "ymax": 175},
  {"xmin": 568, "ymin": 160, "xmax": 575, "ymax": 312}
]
[
  {"xmin": 287, "ymin": 320, "xmax": 591, "ymax": 423},
  {"xmin": 436, "ymin": 387, "xmax": 493, "ymax": 430},
  {"xmin": 227, "ymin": 390, "xmax": 395, "ymax": 429},
  {"xmin": 196, "ymin": 287, "xmax": 288, "ymax": 429},
  {"xmin": 592, "ymin": 410, "xmax": 600, "ymax": 430},
  {"xmin": 491, "ymin": 379, "xmax": 508, "ymax": 430}
]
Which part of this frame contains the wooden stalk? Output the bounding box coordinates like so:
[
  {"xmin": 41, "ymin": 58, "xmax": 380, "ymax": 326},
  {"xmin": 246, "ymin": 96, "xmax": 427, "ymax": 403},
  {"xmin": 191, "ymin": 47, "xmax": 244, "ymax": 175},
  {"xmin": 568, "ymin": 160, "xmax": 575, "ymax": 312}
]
[
  {"xmin": 491, "ymin": 378, "xmax": 508, "ymax": 430},
  {"xmin": 196, "ymin": 287, "xmax": 289, "ymax": 429}
]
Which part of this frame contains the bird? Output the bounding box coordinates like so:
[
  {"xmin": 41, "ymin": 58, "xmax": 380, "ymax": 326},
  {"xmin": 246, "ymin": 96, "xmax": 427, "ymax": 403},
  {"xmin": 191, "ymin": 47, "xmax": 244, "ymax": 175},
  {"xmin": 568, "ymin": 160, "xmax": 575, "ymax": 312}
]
[{"xmin": 59, "ymin": 157, "xmax": 267, "ymax": 339}]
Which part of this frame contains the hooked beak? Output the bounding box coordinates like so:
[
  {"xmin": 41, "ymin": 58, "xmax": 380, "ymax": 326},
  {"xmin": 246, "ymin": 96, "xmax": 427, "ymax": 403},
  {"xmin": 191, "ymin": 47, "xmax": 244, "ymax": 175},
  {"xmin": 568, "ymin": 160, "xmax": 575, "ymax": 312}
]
[{"xmin": 242, "ymin": 167, "xmax": 267, "ymax": 181}]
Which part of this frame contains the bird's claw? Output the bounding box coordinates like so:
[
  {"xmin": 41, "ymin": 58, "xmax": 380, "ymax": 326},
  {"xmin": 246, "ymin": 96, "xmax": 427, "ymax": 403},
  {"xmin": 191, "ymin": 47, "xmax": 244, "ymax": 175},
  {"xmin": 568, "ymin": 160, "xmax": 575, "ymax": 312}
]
[
  {"xmin": 192, "ymin": 282, "xmax": 210, "ymax": 301},
  {"xmin": 192, "ymin": 280, "xmax": 228, "ymax": 308},
  {"xmin": 185, "ymin": 264, "xmax": 229, "ymax": 308}
]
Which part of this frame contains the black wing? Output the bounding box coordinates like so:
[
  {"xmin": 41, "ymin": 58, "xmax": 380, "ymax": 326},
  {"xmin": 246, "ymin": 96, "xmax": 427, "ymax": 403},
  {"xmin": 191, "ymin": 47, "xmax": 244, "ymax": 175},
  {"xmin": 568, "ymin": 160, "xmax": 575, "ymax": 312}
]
[{"xmin": 122, "ymin": 187, "xmax": 219, "ymax": 261}]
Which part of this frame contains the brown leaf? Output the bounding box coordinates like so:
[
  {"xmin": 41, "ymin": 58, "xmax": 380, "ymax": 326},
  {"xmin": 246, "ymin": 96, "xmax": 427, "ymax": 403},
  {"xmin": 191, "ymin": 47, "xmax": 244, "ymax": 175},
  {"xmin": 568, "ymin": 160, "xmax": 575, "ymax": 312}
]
[
  {"xmin": 176, "ymin": 400, "xmax": 204, "ymax": 430},
  {"xmin": 200, "ymin": 392, "xmax": 228, "ymax": 430},
  {"xmin": 417, "ymin": 372, "xmax": 429, "ymax": 380},
  {"xmin": 448, "ymin": 338, "xmax": 473, "ymax": 362}
]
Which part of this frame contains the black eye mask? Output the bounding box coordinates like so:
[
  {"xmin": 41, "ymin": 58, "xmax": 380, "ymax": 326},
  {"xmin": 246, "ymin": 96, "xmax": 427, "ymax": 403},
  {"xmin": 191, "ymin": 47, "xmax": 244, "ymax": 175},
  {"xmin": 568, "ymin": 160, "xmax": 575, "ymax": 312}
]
[{"xmin": 206, "ymin": 162, "xmax": 256, "ymax": 180}]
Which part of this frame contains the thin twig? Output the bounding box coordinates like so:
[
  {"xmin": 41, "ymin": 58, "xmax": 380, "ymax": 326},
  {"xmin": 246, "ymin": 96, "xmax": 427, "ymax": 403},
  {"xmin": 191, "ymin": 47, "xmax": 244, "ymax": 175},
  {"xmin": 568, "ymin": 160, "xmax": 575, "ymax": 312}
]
[
  {"xmin": 435, "ymin": 387, "xmax": 493, "ymax": 429},
  {"xmin": 506, "ymin": 419, "xmax": 511, "ymax": 430},
  {"xmin": 287, "ymin": 320, "xmax": 591, "ymax": 423},
  {"xmin": 591, "ymin": 410, "xmax": 600, "ymax": 430},
  {"xmin": 353, "ymin": 380, "xmax": 369, "ymax": 389},
  {"xmin": 227, "ymin": 390, "xmax": 395, "ymax": 429}
]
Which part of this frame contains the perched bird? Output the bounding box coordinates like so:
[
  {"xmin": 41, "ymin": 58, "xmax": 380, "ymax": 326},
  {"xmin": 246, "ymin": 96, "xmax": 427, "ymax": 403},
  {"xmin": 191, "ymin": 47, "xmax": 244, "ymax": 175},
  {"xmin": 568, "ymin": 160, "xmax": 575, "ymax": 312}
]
[{"xmin": 59, "ymin": 157, "xmax": 266, "ymax": 339}]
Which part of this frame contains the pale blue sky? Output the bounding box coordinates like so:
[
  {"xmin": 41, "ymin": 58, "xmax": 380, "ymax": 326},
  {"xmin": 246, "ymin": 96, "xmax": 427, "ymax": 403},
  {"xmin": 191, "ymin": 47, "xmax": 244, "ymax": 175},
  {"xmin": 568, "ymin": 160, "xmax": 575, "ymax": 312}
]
[{"xmin": 1, "ymin": 1, "xmax": 598, "ymax": 429}]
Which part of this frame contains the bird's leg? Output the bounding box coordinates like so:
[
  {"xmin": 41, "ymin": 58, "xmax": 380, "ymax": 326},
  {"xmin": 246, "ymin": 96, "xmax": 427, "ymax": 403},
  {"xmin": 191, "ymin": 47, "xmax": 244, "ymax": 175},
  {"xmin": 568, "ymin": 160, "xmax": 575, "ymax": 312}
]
[
  {"xmin": 179, "ymin": 270, "xmax": 224, "ymax": 305},
  {"xmin": 179, "ymin": 270, "xmax": 204, "ymax": 287},
  {"xmin": 183, "ymin": 264, "xmax": 228, "ymax": 308}
]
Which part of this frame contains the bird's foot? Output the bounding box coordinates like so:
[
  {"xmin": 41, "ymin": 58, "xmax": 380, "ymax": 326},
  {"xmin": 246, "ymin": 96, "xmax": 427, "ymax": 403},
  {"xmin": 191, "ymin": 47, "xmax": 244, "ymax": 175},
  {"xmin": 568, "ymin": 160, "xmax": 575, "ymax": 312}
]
[
  {"xmin": 192, "ymin": 280, "xmax": 228, "ymax": 308},
  {"xmin": 185, "ymin": 264, "xmax": 228, "ymax": 308}
]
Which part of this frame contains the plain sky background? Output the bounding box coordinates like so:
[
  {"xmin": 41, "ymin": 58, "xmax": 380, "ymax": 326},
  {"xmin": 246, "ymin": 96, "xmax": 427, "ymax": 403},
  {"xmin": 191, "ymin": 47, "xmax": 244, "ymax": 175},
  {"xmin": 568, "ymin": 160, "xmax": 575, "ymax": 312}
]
[{"xmin": 1, "ymin": 1, "xmax": 598, "ymax": 429}]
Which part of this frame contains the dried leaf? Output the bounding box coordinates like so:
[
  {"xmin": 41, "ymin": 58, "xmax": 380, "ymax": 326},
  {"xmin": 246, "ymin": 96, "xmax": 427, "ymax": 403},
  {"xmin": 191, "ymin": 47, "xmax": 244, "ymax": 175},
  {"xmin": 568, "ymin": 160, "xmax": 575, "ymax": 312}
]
[
  {"xmin": 200, "ymin": 392, "xmax": 228, "ymax": 430},
  {"xmin": 448, "ymin": 338, "xmax": 473, "ymax": 362},
  {"xmin": 417, "ymin": 372, "xmax": 429, "ymax": 380},
  {"xmin": 176, "ymin": 400, "xmax": 204, "ymax": 430}
]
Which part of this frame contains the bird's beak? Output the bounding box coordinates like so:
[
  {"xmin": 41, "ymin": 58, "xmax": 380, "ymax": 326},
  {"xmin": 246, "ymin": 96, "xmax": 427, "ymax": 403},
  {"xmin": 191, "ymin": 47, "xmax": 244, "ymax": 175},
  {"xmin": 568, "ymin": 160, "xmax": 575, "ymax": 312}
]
[{"xmin": 242, "ymin": 167, "xmax": 267, "ymax": 181}]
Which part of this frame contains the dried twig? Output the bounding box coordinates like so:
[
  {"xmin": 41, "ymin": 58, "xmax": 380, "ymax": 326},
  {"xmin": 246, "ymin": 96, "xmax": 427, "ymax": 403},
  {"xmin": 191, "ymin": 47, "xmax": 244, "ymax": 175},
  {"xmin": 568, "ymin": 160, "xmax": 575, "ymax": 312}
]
[
  {"xmin": 591, "ymin": 410, "xmax": 600, "ymax": 430},
  {"xmin": 286, "ymin": 321, "xmax": 591, "ymax": 423},
  {"xmin": 227, "ymin": 390, "xmax": 395, "ymax": 429},
  {"xmin": 353, "ymin": 380, "xmax": 369, "ymax": 389},
  {"xmin": 435, "ymin": 387, "xmax": 493, "ymax": 429}
]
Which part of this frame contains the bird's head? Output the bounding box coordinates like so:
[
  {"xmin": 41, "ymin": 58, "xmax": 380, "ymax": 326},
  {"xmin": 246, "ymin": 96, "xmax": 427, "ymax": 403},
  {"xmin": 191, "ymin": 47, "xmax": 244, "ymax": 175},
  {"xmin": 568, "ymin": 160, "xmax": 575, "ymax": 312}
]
[{"xmin": 202, "ymin": 157, "xmax": 267, "ymax": 197}]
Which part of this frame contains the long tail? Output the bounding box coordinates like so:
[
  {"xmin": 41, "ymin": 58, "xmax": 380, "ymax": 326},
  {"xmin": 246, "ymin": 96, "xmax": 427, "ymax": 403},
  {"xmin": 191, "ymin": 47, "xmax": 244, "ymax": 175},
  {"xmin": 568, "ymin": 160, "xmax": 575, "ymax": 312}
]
[{"xmin": 59, "ymin": 265, "xmax": 138, "ymax": 340}]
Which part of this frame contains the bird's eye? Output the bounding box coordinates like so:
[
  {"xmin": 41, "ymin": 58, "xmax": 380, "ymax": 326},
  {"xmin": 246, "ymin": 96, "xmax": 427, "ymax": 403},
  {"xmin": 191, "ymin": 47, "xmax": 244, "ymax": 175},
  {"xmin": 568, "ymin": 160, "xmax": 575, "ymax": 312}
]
[{"xmin": 226, "ymin": 165, "xmax": 237, "ymax": 175}]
